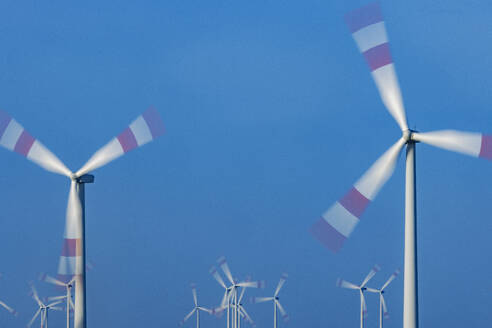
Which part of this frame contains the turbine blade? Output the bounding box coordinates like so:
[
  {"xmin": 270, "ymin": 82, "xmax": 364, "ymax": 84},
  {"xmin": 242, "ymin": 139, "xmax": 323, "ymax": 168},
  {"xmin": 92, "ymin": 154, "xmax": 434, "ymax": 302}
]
[
  {"xmin": 27, "ymin": 308, "xmax": 41, "ymax": 328},
  {"xmin": 209, "ymin": 266, "xmax": 226, "ymax": 289},
  {"xmin": 365, "ymin": 287, "xmax": 379, "ymax": 293},
  {"xmin": 239, "ymin": 305, "xmax": 254, "ymax": 324},
  {"xmin": 238, "ymin": 287, "xmax": 246, "ymax": 303},
  {"xmin": 183, "ymin": 308, "xmax": 196, "ymax": 322},
  {"xmin": 276, "ymin": 300, "xmax": 289, "ymax": 322},
  {"xmin": 50, "ymin": 306, "xmax": 63, "ymax": 311},
  {"xmin": 198, "ymin": 307, "xmax": 212, "ymax": 314},
  {"xmin": 361, "ymin": 265, "xmax": 380, "ymax": 288},
  {"xmin": 57, "ymin": 181, "xmax": 83, "ymax": 282},
  {"xmin": 217, "ymin": 257, "xmax": 235, "ymax": 285},
  {"xmin": 76, "ymin": 107, "xmax": 165, "ymax": 176},
  {"xmin": 39, "ymin": 273, "xmax": 66, "ymax": 287},
  {"xmin": 381, "ymin": 268, "xmax": 400, "ymax": 291},
  {"xmin": 0, "ymin": 300, "xmax": 16, "ymax": 315},
  {"xmin": 219, "ymin": 290, "xmax": 228, "ymax": 308},
  {"xmin": 47, "ymin": 300, "xmax": 63, "ymax": 308},
  {"xmin": 28, "ymin": 282, "xmax": 43, "ymax": 306},
  {"xmin": 336, "ymin": 278, "xmax": 359, "ymax": 290},
  {"xmin": 274, "ymin": 273, "xmax": 288, "ymax": 297},
  {"xmin": 0, "ymin": 110, "xmax": 72, "ymax": 176},
  {"xmin": 412, "ymin": 130, "xmax": 492, "ymax": 160},
  {"xmin": 311, "ymin": 137, "xmax": 405, "ymax": 252},
  {"xmin": 190, "ymin": 283, "xmax": 198, "ymax": 307},
  {"xmin": 345, "ymin": 3, "xmax": 408, "ymax": 131},
  {"xmin": 237, "ymin": 280, "xmax": 265, "ymax": 289},
  {"xmin": 46, "ymin": 295, "xmax": 66, "ymax": 302},
  {"xmin": 250, "ymin": 296, "xmax": 273, "ymax": 304},
  {"xmin": 381, "ymin": 294, "xmax": 389, "ymax": 318}
]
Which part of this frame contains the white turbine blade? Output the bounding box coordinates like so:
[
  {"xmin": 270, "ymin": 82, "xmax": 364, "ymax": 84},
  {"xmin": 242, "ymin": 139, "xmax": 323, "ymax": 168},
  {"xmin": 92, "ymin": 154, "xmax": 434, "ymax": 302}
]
[
  {"xmin": 381, "ymin": 268, "xmax": 400, "ymax": 291},
  {"xmin": 311, "ymin": 137, "xmax": 406, "ymax": 252},
  {"xmin": 345, "ymin": 3, "xmax": 408, "ymax": 131},
  {"xmin": 276, "ymin": 300, "xmax": 289, "ymax": 322},
  {"xmin": 238, "ymin": 287, "xmax": 247, "ymax": 303},
  {"xmin": 0, "ymin": 300, "xmax": 17, "ymax": 316},
  {"xmin": 237, "ymin": 280, "xmax": 265, "ymax": 289},
  {"xmin": 50, "ymin": 306, "xmax": 63, "ymax": 311},
  {"xmin": 190, "ymin": 283, "xmax": 198, "ymax": 307},
  {"xmin": 274, "ymin": 273, "xmax": 288, "ymax": 297},
  {"xmin": 39, "ymin": 273, "xmax": 66, "ymax": 287},
  {"xmin": 217, "ymin": 256, "xmax": 235, "ymax": 285},
  {"xmin": 183, "ymin": 308, "xmax": 196, "ymax": 322},
  {"xmin": 365, "ymin": 287, "xmax": 379, "ymax": 293},
  {"xmin": 57, "ymin": 180, "xmax": 83, "ymax": 281},
  {"xmin": 47, "ymin": 300, "xmax": 63, "ymax": 308},
  {"xmin": 412, "ymin": 130, "xmax": 492, "ymax": 160},
  {"xmin": 360, "ymin": 291, "xmax": 368, "ymax": 318},
  {"xmin": 239, "ymin": 305, "xmax": 254, "ymax": 324},
  {"xmin": 28, "ymin": 282, "xmax": 43, "ymax": 306},
  {"xmin": 0, "ymin": 110, "xmax": 72, "ymax": 176},
  {"xmin": 76, "ymin": 107, "xmax": 165, "ymax": 176},
  {"xmin": 209, "ymin": 266, "xmax": 227, "ymax": 289},
  {"xmin": 361, "ymin": 265, "xmax": 380, "ymax": 288},
  {"xmin": 27, "ymin": 308, "xmax": 41, "ymax": 328},
  {"xmin": 46, "ymin": 295, "xmax": 66, "ymax": 302},
  {"xmin": 198, "ymin": 306, "xmax": 212, "ymax": 314},
  {"xmin": 219, "ymin": 289, "xmax": 228, "ymax": 307},
  {"xmin": 250, "ymin": 296, "xmax": 273, "ymax": 304},
  {"xmin": 69, "ymin": 298, "xmax": 75, "ymax": 310},
  {"xmin": 336, "ymin": 278, "xmax": 359, "ymax": 290},
  {"xmin": 381, "ymin": 294, "xmax": 389, "ymax": 318}
]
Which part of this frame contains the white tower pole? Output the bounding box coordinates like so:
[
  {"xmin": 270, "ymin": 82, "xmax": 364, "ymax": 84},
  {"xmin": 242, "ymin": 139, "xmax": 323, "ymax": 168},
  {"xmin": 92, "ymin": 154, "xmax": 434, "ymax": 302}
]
[
  {"xmin": 227, "ymin": 293, "xmax": 230, "ymax": 328},
  {"xmin": 67, "ymin": 285, "xmax": 71, "ymax": 328},
  {"xmin": 404, "ymin": 141, "xmax": 418, "ymax": 328},
  {"xmin": 74, "ymin": 174, "xmax": 94, "ymax": 328},
  {"xmin": 360, "ymin": 290, "xmax": 363, "ymax": 328},
  {"xmin": 273, "ymin": 300, "xmax": 277, "ymax": 328},
  {"xmin": 196, "ymin": 308, "xmax": 200, "ymax": 328},
  {"xmin": 379, "ymin": 294, "xmax": 383, "ymax": 328}
]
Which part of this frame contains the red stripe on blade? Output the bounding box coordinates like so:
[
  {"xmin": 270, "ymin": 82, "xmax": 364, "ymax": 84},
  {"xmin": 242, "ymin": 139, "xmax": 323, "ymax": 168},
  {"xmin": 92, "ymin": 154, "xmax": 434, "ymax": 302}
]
[
  {"xmin": 0, "ymin": 110, "xmax": 12, "ymax": 138},
  {"xmin": 61, "ymin": 238, "xmax": 80, "ymax": 256},
  {"xmin": 345, "ymin": 2, "xmax": 383, "ymax": 33},
  {"xmin": 479, "ymin": 135, "xmax": 492, "ymax": 159},
  {"xmin": 339, "ymin": 187, "xmax": 370, "ymax": 218},
  {"xmin": 117, "ymin": 127, "xmax": 138, "ymax": 153},
  {"xmin": 309, "ymin": 218, "xmax": 346, "ymax": 252},
  {"xmin": 13, "ymin": 130, "xmax": 35, "ymax": 156},
  {"xmin": 142, "ymin": 106, "xmax": 165, "ymax": 139},
  {"xmin": 363, "ymin": 43, "xmax": 392, "ymax": 72}
]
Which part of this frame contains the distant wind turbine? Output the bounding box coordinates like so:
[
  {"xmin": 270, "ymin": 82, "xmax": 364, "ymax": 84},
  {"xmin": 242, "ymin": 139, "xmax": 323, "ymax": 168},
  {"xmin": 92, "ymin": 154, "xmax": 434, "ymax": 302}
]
[
  {"xmin": 27, "ymin": 282, "xmax": 63, "ymax": 328},
  {"xmin": 366, "ymin": 268, "xmax": 400, "ymax": 328},
  {"xmin": 251, "ymin": 273, "xmax": 289, "ymax": 328},
  {"xmin": 39, "ymin": 273, "xmax": 75, "ymax": 328},
  {"xmin": 337, "ymin": 265, "xmax": 380, "ymax": 328},
  {"xmin": 0, "ymin": 274, "xmax": 18, "ymax": 317},
  {"xmin": 179, "ymin": 283, "xmax": 212, "ymax": 328}
]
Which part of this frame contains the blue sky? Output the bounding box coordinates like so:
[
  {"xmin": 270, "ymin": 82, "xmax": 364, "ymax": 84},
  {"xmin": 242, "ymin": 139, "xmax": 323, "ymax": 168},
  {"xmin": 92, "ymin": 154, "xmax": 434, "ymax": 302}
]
[{"xmin": 0, "ymin": 1, "xmax": 492, "ymax": 327}]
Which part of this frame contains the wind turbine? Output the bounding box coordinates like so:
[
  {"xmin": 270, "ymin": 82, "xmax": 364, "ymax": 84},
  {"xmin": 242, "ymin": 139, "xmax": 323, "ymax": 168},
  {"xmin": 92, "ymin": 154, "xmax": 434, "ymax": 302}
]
[
  {"xmin": 0, "ymin": 274, "xmax": 18, "ymax": 317},
  {"xmin": 235, "ymin": 285, "xmax": 256, "ymax": 328},
  {"xmin": 39, "ymin": 273, "xmax": 75, "ymax": 328},
  {"xmin": 337, "ymin": 266, "xmax": 379, "ymax": 328},
  {"xmin": 0, "ymin": 107, "xmax": 164, "ymax": 328},
  {"xmin": 216, "ymin": 257, "xmax": 264, "ymax": 328},
  {"xmin": 28, "ymin": 283, "xmax": 63, "ymax": 328},
  {"xmin": 251, "ymin": 273, "xmax": 289, "ymax": 328},
  {"xmin": 209, "ymin": 266, "xmax": 232, "ymax": 328},
  {"xmin": 179, "ymin": 283, "xmax": 212, "ymax": 328},
  {"xmin": 367, "ymin": 268, "xmax": 400, "ymax": 328},
  {"xmin": 309, "ymin": 3, "xmax": 492, "ymax": 328}
]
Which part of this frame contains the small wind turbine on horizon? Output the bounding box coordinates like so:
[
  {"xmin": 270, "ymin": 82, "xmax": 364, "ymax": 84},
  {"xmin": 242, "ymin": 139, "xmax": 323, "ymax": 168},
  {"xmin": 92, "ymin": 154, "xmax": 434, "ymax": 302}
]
[
  {"xmin": 366, "ymin": 268, "xmax": 400, "ymax": 328},
  {"xmin": 251, "ymin": 273, "xmax": 289, "ymax": 328},
  {"xmin": 179, "ymin": 283, "xmax": 211, "ymax": 328},
  {"xmin": 0, "ymin": 107, "xmax": 165, "ymax": 328},
  {"xmin": 337, "ymin": 265, "xmax": 380, "ymax": 328},
  {"xmin": 310, "ymin": 3, "xmax": 492, "ymax": 328},
  {"xmin": 39, "ymin": 273, "xmax": 75, "ymax": 328},
  {"xmin": 28, "ymin": 282, "xmax": 63, "ymax": 328}
]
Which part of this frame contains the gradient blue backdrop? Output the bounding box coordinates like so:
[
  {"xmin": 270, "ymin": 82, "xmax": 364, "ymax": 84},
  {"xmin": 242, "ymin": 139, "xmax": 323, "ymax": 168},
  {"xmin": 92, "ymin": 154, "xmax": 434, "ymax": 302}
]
[{"xmin": 0, "ymin": 1, "xmax": 491, "ymax": 327}]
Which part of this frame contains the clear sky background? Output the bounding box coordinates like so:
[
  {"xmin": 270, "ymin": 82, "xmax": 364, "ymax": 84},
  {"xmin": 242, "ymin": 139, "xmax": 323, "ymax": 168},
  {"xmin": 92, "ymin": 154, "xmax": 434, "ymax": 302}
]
[{"xmin": 0, "ymin": 1, "xmax": 491, "ymax": 327}]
